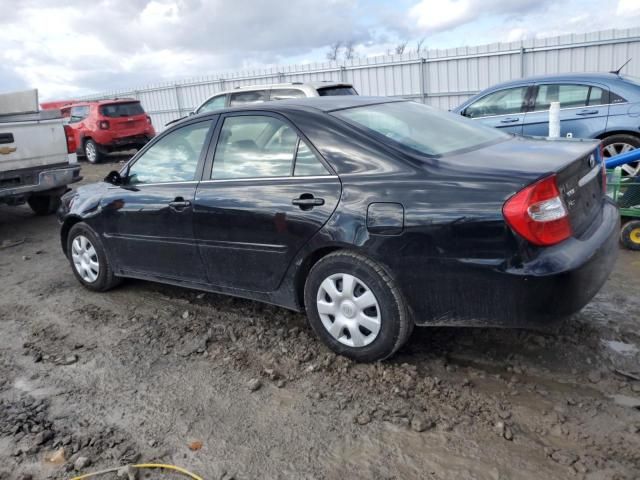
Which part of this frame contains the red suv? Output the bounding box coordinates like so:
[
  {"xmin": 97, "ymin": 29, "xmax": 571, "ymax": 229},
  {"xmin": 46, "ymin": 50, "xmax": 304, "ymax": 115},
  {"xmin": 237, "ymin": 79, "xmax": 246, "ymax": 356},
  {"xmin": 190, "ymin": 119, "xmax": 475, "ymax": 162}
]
[{"xmin": 61, "ymin": 99, "xmax": 155, "ymax": 163}]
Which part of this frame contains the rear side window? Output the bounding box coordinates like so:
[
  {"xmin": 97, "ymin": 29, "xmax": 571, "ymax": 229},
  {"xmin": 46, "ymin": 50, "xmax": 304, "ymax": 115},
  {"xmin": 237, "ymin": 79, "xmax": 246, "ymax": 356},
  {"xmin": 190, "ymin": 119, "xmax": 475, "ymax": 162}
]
[
  {"xmin": 100, "ymin": 102, "xmax": 145, "ymax": 117},
  {"xmin": 464, "ymin": 87, "xmax": 528, "ymax": 118},
  {"xmin": 212, "ymin": 116, "xmax": 296, "ymax": 179},
  {"xmin": 270, "ymin": 89, "xmax": 306, "ymax": 100},
  {"xmin": 534, "ymin": 84, "xmax": 605, "ymax": 110},
  {"xmin": 229, "ymin": 90, "xmax": 268, "ymax": 106},
  {"xmin": 317, "ymin": 86, "xmax": 358, "ymax": 96}
]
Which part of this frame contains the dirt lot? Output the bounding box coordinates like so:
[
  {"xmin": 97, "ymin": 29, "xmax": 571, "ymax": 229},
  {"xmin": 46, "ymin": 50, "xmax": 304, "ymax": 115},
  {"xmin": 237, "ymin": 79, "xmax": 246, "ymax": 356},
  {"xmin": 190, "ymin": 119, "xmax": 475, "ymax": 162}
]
[{"xmin": 1, "ymin": 158, "xmax": 639, "ymax": 480}]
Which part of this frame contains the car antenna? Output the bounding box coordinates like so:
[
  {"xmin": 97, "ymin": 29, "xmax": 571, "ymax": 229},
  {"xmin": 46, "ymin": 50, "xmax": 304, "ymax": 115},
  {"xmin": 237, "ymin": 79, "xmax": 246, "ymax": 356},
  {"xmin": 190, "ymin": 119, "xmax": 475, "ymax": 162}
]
[{"xmin": 610, "ymin": 58, "xmax": 632, "ymax": 75}]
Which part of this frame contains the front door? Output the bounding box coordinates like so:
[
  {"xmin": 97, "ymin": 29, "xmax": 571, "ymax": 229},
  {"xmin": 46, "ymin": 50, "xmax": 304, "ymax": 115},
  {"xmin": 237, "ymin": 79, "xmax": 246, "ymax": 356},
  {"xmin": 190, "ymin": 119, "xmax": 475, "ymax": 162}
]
[
  {"xmin": 193, "ymin": 113, "xmax": 341, "ymax": 292},
  {"xmin": 101, "ymin": 119, "xmax": 215, "ymax": 282},
  {"xmin": 463, "ymin": 86, "xmax": 530, "ymax": 134},
  {"xmin": 522, "ymin": 83, "xmax": 609, "ymax": 139}
]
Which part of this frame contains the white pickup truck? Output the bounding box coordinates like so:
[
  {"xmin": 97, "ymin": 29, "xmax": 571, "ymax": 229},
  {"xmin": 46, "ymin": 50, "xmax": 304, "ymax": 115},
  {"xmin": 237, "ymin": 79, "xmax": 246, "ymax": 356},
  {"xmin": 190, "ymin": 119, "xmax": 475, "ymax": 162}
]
[{"xmin": 0, "ymin": 89, "xmax": 81, "ymax": 215}]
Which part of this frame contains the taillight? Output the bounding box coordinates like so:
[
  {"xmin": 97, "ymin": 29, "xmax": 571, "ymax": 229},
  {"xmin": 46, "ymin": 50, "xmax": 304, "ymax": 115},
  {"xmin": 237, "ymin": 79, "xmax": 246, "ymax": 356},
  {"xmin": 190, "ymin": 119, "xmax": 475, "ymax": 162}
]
[
  {"xmin": 63, "ymin": 125, "xmax": 77, "ymax": 154},
  {"xmin": 503, "ymin": 174, "xmax": 572, "ymax": 246},
  {"xmin": 99, "ymin": 120, "xmax": 110, "ymax": 129},
  {"xmin": 146, "ymin": 115, "xmax": 152, "ymax": 125}
]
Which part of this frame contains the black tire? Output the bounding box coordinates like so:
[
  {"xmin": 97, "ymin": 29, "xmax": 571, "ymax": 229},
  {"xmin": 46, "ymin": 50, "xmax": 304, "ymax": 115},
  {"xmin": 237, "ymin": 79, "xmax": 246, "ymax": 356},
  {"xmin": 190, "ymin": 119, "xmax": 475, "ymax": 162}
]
[
  {"xmin": 621, "ymin": 220, "xmax": 640, "ymax": 251},
  {"xmin": 84, "ymin": 138, "xmax": 102, "ymax": 164},
  {"xmin": 27, "ymin": 194, "xmax": 61, "ymax": 215},
  {"xmin": 67, "ymin": 222, "xmax": 121, "ymax": 291},
  {"xmin": 304, "ymin": 251, "xmax": 413, "ymax": 362}
]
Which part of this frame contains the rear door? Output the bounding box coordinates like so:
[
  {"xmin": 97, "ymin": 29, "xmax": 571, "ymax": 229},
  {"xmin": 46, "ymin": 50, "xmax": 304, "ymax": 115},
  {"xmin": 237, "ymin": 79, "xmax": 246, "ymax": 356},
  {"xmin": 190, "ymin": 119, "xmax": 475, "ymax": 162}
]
[
  {"xmin": 522, "ymin": 83, "xmax": 609, "ymax": 139},
  {"xmin": 462, "ymin": 86, "xmax": 530, "ymax": 134},
  {"xmin": 193, "ymin": 112, "xmax": 341, "ymax": 292}
]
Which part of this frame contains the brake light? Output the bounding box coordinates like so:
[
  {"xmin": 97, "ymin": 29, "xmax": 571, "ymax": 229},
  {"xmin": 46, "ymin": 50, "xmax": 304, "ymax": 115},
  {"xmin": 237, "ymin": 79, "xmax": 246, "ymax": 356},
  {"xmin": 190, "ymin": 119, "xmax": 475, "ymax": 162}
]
[
  {"xmin": 146, "ymin": 115, "xmax": 152, "ymax": 125},
  {"xmin": 503, "ymin": 174, "xmax": 572, "ymax": 246},
  {"xmin": 63, "ymin": 125, "xmax": 77, "ymax": 154},
  {"xmin": 99, "ymin": 120, "xmax": 110, "ymax": 130}
]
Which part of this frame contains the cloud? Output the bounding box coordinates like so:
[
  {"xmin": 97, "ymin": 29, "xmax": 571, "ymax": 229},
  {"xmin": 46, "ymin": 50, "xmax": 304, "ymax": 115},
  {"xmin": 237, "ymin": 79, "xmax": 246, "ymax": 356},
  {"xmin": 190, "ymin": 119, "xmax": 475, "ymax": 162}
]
[{"xmin": 617, "ymin": 0, "xmax": 640, "ymax": 15}]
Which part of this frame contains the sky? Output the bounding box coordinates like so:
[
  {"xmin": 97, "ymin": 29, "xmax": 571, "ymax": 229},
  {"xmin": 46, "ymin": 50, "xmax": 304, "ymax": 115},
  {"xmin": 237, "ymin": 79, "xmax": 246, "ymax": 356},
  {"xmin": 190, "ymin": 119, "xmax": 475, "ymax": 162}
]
[{"xmin": 1, "ymin": 0, "xmax": 639, "ymax": 100}]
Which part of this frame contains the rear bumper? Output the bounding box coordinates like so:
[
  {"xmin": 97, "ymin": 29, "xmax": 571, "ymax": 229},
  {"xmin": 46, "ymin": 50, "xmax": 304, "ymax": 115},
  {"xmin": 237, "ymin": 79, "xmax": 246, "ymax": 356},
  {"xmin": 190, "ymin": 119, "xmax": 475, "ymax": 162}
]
[
  {"xmin": 0, "ymin": 165, "xmax": 82, "ymax": 199},
  {"xmin": 97, "ymin": 133, "xmax": 154, "ymax": 151},
  {"xmin": 410, "ymin": 200, "xmax": 620, "ymax": 327}
]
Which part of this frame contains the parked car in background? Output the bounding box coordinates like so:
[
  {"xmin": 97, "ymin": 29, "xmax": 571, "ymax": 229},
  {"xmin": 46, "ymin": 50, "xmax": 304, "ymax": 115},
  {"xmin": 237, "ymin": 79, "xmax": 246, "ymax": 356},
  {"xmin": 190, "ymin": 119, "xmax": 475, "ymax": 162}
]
[
  {"xmin": 453, "ymin": 73, "xmax": 640, "ymax": 176},
  {"xmin": 58, "ymin": 99, "xmax": 155, "ymax": 163},
  {"xmin": 59, "ymin": 97, "xmax": 617, "ymax": 362},
  {"xmin": 0, "ymin": 89, "xmax": 81, "ymax": 215},
  {"xmin": 166, "ymin": 81, "xmax": 358, "ymax": 126}
]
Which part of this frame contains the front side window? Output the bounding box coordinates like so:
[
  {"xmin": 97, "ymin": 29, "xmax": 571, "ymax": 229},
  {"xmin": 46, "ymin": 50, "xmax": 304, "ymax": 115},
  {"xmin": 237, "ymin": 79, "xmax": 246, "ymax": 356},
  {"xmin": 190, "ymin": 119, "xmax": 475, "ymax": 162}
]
[
  {"xmin": 198, "ymin": 95, "xmax": 226, "ymax": 113},
  {"xmin": 464, "ymin": 87, "xmax": 528, "ymax": 118},
  {"xmin": 335, "ymin": 101, "xmax": 509, "ymax": 157},
  {"xmin": 229, "ymin": 90, "xmax": 268, "ymax": 107},
  {"xmin": 128, "ymin": 121, "xmax": 211, "ymax": 184}
]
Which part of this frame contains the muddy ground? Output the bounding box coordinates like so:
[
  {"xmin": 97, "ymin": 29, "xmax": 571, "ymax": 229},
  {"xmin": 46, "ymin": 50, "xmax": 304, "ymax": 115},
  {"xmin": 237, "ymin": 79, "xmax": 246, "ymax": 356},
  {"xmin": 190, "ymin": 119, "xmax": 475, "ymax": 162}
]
[{"xmin": 0, "ymin": 158, "xmax": 639, "ymax": 480}]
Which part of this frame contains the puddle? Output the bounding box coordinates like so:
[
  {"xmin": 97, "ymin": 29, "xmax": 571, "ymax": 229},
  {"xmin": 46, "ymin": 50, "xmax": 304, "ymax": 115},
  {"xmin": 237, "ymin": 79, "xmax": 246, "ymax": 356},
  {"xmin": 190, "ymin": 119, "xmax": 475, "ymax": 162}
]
[{"xmin": 602, "ymin": 340, "xmax": 639, "ymax": 357}]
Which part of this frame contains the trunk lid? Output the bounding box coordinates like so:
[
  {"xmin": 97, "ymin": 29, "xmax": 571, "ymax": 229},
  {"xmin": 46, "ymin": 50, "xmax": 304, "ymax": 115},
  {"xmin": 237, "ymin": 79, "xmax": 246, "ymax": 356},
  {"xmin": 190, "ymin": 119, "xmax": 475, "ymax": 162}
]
[
  {"xmin": 100, "ymin": 102, "xmax": 147, "ymax": 134},
  {"xmin": 443, "ymin": 135, "xmax": 603, "ymax": 237}
]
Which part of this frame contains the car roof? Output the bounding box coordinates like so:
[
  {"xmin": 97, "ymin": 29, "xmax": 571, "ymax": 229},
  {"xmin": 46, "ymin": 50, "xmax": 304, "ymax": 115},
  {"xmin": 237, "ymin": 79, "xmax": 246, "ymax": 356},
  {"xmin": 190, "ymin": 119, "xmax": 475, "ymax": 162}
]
[
  {"xmin": 484, "ymin": 72, "xmax": 625, "ymax": 89},
  {"xmin": 189, "ymin": 96, "xmax": 405, "ymax": 118},
  {"xmin": 62, "ymin": 98, "xmax": 141, "ymax": 108}
]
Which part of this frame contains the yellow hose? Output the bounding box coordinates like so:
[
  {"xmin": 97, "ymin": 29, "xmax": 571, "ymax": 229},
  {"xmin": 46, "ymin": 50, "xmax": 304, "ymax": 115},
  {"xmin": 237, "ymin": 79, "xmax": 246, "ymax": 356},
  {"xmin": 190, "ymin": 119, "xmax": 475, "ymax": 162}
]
[{"xmin": 69, "ymin": 463, "xmax": 204, "ymax": 480}]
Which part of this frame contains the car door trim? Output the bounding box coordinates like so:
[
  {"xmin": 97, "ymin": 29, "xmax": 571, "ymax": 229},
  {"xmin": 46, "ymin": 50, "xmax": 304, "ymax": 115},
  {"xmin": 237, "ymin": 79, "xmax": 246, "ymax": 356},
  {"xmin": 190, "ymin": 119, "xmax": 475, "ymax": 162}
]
[{"xmin": 198, "ymin": 174, "xmax": 339, "ymax": 184}]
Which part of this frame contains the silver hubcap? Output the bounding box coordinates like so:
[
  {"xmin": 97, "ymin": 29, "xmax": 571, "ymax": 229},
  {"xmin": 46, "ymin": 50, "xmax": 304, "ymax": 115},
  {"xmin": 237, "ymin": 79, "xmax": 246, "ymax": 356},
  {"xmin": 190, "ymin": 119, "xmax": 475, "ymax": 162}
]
[
  {"xmin": 85, "ymin": 142, "xmax": 97, "ymax": 162},
  {"xmin": 316, "ymin": 273, "xmax": 381, "ymax": 348},
  {"xmin": 71, "ymin": 235, "xmax": 100, "ymax": 283},
  {"xmin": 603, "ymin": 142, "xmax": 638, "ymax": 177}
]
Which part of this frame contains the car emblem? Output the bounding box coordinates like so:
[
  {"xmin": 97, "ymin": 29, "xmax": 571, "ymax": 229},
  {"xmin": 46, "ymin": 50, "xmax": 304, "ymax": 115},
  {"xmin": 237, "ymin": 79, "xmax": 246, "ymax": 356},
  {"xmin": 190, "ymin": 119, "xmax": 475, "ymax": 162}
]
[
  {"xmin": 588, "ymin": 154, "xmax": 596, "ymax": 169},
  {"xmin": 0, "ymin": 146, "xmax": 16, "ymax": 155}
]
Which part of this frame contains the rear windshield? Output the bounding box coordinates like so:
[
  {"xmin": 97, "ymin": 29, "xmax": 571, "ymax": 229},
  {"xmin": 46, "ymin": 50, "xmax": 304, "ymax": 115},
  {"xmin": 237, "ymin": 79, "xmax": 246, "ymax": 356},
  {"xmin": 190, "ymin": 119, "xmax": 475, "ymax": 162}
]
[
  {"xmin": 100, "ymin": 102, "xmax": 145, "ymax": 117},
  {"xmin": 317, "ymin": 86, "xmax": 358, "ymax": 96},
  {"xmin": 333, "ymin": 101, "xmax": 509, "ymax": 156}
]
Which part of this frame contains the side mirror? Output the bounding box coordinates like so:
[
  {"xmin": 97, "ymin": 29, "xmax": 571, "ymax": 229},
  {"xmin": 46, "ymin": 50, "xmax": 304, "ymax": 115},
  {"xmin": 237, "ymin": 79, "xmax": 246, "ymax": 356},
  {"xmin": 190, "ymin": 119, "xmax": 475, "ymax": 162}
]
[
  {"xmin": 104, "ymin": 170, "xmax": 124, "ymax": 185},
  {"xmin": 189, "ymin": 111, "xmax": 195, "ymax": 116}
]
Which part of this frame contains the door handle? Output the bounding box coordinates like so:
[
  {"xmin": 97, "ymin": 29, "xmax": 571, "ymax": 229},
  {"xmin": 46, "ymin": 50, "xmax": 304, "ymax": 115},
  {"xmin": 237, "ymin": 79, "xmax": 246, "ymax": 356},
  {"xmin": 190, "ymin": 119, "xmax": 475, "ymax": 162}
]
[
  {"xmin": 292, "ymin": 194, "xmax": 324, "ymax": 210},
  {"xmin": 500, "ymin": 117, "xmax": 520, "ymax": 124},
  {"xmin": 168, "ymin": 198, "xmax": 191, "ymax": 211},
  {"xmin": 576, "ymin": 110, "xmax": 598, "ymax": 116}
]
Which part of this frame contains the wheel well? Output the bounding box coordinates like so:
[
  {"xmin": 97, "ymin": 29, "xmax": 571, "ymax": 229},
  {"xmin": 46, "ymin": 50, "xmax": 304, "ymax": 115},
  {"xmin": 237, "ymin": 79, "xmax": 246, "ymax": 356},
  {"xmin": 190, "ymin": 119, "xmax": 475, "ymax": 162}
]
[
  {"xmin": 294, "ymin": 246, "xmax": 343, "ymax": 311},
  {"xmin": 595, "ymin": 130, "xmax": 640, "ymax": 141},
  {"xmin": 60, "ymin": 216, "xmax": 83, "ymax": 256}
]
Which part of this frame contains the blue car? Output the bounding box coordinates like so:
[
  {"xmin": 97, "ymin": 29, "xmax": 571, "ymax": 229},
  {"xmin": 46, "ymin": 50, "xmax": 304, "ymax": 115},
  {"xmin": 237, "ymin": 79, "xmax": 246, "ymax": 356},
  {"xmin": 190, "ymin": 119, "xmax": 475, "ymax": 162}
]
[{"xmin": 453, "ymin": 73, "xmax": 640, "ymax": 176}]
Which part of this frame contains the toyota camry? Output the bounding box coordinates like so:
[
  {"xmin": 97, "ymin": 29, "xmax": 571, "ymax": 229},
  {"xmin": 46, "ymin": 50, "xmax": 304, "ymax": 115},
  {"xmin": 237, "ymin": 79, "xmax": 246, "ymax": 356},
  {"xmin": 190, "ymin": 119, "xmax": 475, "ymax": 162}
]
[{"xmin": 58, "ymin": 97, "xmax": 619, "ymax": 361}]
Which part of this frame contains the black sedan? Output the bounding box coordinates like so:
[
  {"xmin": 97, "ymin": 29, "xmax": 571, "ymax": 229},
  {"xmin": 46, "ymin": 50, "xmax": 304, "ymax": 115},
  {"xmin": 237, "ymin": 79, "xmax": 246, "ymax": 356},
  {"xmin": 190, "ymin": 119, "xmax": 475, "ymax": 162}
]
[{"xmin": 58, "ymin": 97, "xmax": 619, "ymax": 362}]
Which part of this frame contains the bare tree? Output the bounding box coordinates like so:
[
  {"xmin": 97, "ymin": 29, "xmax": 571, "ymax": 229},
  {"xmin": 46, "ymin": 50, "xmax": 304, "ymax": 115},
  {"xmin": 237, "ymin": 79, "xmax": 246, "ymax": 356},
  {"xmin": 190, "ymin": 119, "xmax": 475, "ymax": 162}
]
[
  {"xmin": 395, "ymin": 40, "xmax": 408, "ymax": 55},
  {"xmin": 416, "ymin": 37, "xmax": 426, "ymax": 55},
  {"xmin": 326, "ymin": 41, "xmax": 342, "ymax": 61},
  {"xmin": 343, "ymin": 40, "xmax": 355, "ymax": 61}
]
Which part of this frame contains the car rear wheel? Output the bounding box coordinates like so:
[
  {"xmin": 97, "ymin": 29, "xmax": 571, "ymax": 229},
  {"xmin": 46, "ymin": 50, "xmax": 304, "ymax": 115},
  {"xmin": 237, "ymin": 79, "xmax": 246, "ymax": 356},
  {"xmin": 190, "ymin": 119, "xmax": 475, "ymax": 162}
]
[
  {"xmin": 304, "ymin": 251, "xmax": 413, "ymax": 362},
  {"xmin": 27, "ymin": 194, "xmax": 61, "ymax": 215},
  {"xmin": 601, "ymin": 134, "xmax": 640, "ymax": 177},
  {"xmin": 67, "ymin": 223, "xmax": 120, "ymax": 291},
  {"xmin": 621, "ymin": 220, "xmax": 640, "ymax": 251},
  {"xmin": 84, "ymin": 139, "xmax": 102, "ymax": 164}
]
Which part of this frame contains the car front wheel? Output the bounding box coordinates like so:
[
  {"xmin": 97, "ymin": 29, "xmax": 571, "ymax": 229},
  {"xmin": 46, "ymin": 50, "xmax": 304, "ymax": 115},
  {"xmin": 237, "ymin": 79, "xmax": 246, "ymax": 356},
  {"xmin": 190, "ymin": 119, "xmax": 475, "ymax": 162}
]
[
  {"xmin": 304, "ymin": 251, "xmax": 413, "ymax": 362},
  {"xmin": 67, "ymin": 222, "xmax": 120, "ymax": 291}
]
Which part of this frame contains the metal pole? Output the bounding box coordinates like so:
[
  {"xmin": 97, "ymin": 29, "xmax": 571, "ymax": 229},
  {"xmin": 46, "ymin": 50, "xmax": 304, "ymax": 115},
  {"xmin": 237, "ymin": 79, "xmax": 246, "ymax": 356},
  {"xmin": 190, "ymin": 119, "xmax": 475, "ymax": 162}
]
[{"xmin": 419, "ymin": 58, "xmax": 426, "ymax": 103}]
